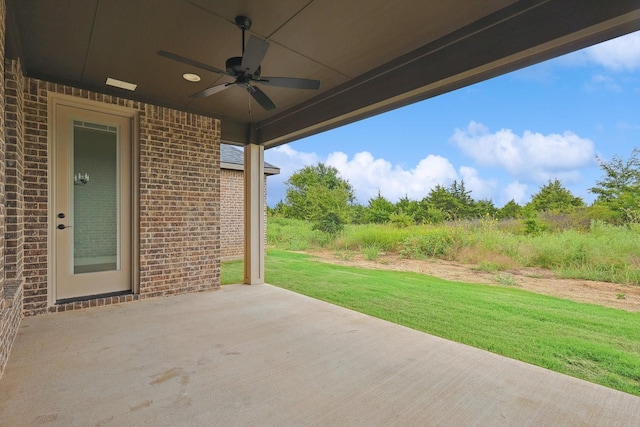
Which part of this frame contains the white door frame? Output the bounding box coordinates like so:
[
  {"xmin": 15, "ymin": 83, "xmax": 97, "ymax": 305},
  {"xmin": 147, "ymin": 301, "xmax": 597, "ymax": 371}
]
[{"xmin": 47, "ymin": 93, "xmax": 140, "ymax": 306}]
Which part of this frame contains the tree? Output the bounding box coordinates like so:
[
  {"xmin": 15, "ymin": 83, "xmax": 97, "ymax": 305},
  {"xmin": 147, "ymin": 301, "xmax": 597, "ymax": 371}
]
[
  {"xmin": 349, "ymin": 204, "xmax": 368, "ymax": 225},
  {"xmin": 418, "ymin": 207, "xmax": 447, "ymax": 224},
  {"xmin": 422, "ymin": 185, "xmax": 461, "ymax": 220},
  {"xmin": 395, "ymin": 196, "xmax": 420, "ymax": 220},
  {"xmin": 450, "ymin": 180, "xmax": 474, "ymax": 209},
  {"xmin": 589, "ymin": 149, "xmax": 640, "ymax": 223},
  {"xmin": 497, "ymin": 199, "xmax": 522, "ymax": 219},
  {"xmin": 282, "ymin": 163, "xmax": 355, "ymax": 230},
  {"xmin": 365, "ymin": 191, "xmax": 395, "ymax": 223},
  {"xmin": 305, "ymin": 184, "xmax": 353, "ymax": 233},
  {"xmin": 475, "ymin": 199, "xmax": 497, "ymax": 218},
  {"xmin": 422, "ymin": 180, "xmax": 477, "ymax": 220},
  {"xmin": 526, "ymin": 179, "xmax": 584, "ymax": 213}
]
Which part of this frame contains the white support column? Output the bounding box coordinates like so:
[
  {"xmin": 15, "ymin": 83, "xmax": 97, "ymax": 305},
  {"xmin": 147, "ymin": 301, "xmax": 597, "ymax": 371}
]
[{"xmin": 243, "ymin": 143, "xmax": 265, "ymax": 284}]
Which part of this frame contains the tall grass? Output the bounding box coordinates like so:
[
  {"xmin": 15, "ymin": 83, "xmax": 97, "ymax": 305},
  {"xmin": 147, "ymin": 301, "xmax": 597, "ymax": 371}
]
[
  {"xmin": 267, "ymin": 217, "xmax": 640, "ymax": 284},
  {"xmin": 267, "ymin": 216, "xmax": 331, "ymax": 250},
  {"xmin": 335, "ymin": 224, "xmax": 416, "ymax": 251}
]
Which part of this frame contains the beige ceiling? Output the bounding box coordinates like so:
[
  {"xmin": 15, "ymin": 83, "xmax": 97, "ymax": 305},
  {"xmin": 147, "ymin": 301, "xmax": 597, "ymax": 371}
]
[{"xmin": 7, "ymin": 0, "xmax": 640, "ymax": 147}]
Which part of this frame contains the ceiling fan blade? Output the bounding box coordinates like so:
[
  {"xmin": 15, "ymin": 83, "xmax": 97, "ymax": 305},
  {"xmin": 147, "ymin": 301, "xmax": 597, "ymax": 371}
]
[
  {"xmin": 247, "ymin": 85, "xmax": 276, "ymax": 111},
  {"xmin": 191, "ymin": 83, "xmax": 233, "ymax": 99},
  {"xmin": 241, "ymin": 35, "xmax": 269, "ymax": 75},
  {"xmin": 157, "ymin": 50, "xmax": 230, "ymax": 76},
  {"xmin": 258, "ymin": 76, "xmax": 320, "ymax": 90}
]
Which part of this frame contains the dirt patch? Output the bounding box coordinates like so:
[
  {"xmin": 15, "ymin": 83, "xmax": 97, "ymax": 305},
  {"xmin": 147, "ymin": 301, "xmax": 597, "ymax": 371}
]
[{"xmin": 306, "ymin": 250, "xmax": 640, "ymax": 312}]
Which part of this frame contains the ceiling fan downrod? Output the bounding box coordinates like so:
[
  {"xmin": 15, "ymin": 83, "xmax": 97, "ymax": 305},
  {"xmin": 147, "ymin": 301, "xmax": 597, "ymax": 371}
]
[{"xmin": 235, "ymin": 16, "xmax": 252, "ymax": 55}]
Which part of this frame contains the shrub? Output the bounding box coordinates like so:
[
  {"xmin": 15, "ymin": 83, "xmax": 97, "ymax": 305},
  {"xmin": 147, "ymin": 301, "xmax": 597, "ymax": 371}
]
[
  {"xmin": 539, "ymin": 210, "xmax": 591, "ymax": 232},
  {"xmin": 399, "ymin": 229, "xmax": 455, "ymax": 259},
  {"xmin": 524, "ymin": 218, "xmax": 545, "ymax": 235},
  {"xmin": 267, "ymin": 216, "xmax": 336, "ymax": 250},
  {"xmin": 312, "ymin": 211, "xmax": 344, "ymax": 235},
  {"xmin": 389, "ymin": 211, "xmax": 414, "ymax": 228},
  {"xmin": 476, "ymin": 261, "xmax": 500, "ymax": 273},
  {"xmin": 422, "ymin": 208, "xmax": 446, "ymax": 224},
  {"xmin": 494, "ymin": 218, "xmax": 525, "ymax": 235},
  {"xmin": 362, "ymin": 244, "xmax": 381, "ymax": 260},
  {"xmin": 336, "ymin": 224, "xmax": 414, "ymax": 252},
  {"xmin": 586, "ymin": 203, "xmax": 624, "ymax": 224}
]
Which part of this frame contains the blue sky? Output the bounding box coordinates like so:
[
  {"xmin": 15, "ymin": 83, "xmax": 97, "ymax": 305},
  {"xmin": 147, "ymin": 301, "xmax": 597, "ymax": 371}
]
[{"xmin": 264, "ymin": 31, "xmax": 640, "ymax": 208}]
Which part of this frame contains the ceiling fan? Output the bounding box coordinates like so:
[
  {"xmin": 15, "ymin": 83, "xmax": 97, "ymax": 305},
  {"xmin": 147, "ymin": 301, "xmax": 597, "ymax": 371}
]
[{"xmin": 158, "ymin": 16, "xmax": 320, "ymax": 111}]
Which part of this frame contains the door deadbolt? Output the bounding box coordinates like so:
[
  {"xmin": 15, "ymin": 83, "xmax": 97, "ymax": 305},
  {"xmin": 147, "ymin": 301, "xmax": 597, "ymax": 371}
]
[{"xmin": 58, "ymin": 213, "xmax": 65, "ymax": 219}]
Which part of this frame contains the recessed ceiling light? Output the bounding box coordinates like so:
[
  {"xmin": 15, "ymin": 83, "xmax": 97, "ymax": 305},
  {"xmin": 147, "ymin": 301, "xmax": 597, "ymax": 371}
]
[
  {"xmin": 183, "ymin": 73, "xmax": 201, "ymax": 82},
  {"xmin": 106, "ymin": 77, "xmax": 137, "ymax": 91}
]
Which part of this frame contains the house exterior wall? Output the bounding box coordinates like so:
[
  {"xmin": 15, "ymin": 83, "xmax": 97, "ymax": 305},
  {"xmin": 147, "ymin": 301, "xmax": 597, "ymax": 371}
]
[
  {"xmin": 0, "ymin": 0, "xmax": 224, "ymax": 377},
  {"xmin": 220, "ymin": 168, "xmax": 244, "ymax": 258},
  {"xmin": 138, "ymin": 106, "xmax": 221, "ymax": 299},
  {"xmin": 0, "ymin": 0, "xmax": 231, "ymax": 379},
  {"xmin": 17, "ymin": 81, "xmax": 222, "ymax": 316},
  {"xmin": 0, "ymin": 0, "xmax": 24, "ymax": 380},
  {"xmin": 220, "ymin": 168, "xmax": 269, "ymax": 260},
  {"xmin": 5, "ymin": 59, "xmax": 24, "ymax": 287}
]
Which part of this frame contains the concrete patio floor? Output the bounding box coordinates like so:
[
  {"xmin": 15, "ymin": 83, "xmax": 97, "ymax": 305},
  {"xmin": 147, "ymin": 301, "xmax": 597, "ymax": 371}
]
[{"xmin": 1, "ymin": 284, "xmax": 639, "ymax": 426}]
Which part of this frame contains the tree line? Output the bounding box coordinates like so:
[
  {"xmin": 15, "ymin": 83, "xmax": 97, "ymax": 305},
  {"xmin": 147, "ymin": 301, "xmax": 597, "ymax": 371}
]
[{"xmin": 270, "ymin": 148, "xmax": 640, "ymax": 233}]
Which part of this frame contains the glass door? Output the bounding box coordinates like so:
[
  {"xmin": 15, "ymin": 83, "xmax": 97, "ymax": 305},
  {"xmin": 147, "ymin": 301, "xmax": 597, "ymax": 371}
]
[
  {"xmin": 55, "ymin": 105, "xmax": 132, "ymax": 301},
  {"xmin": 72, "ymin": 121, "xmax": 120, "ymax": 274}
]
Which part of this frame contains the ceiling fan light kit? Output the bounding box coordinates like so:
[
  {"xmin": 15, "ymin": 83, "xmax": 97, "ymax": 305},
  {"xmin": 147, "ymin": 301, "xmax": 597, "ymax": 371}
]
[{"xmin": 158, "ymin": 15, "xmax": 320, "ymax": 111}]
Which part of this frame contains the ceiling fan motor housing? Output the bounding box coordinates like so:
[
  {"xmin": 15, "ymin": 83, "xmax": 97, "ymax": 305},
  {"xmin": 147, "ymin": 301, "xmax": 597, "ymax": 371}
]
[{"xmin": 226, "ymin": 56, "xmax": 260, "ymax": 78}]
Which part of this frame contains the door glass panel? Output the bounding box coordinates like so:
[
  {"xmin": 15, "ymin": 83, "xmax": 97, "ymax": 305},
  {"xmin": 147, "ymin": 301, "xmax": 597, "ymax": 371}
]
[{"xmin": 72, "ymin": 121, "xmax": 120, "ymax": 274}]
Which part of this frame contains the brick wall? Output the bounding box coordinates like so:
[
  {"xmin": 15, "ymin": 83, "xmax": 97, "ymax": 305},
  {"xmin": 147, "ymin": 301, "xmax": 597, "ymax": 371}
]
[
  {"xmin": 20, "ymin": 81, "xmax": 221, "ymax": 316},
  {"xmin": 2, "ymin": 59, "xmax": 25, "ymax": 377},
  {"xmin": 1, "ymin": 0, "xmax": 24, "ymax": 380},
  {"xmin": 0, "ymin": 283, "xmax": 21, "ymax": 380},
  {"xmin": 5, "ymin": 59, "xmax": 24, "ymax": 285},
  {"xmin": 220, "ymin": 168, "xmax": 244, "ymax": 258},
  {"xmin": 0, "ymin": 0, "xmax": 5, "ymax": 307},
  {"xmin": 220, "ymin": 167, "xmax": 270, "ymax": 260},
  {"xmin": 138, "ymin": 106, "xmax": 220, "ymax": 297},
  {"xmin": 22, "ymin": 79, "xmax": 49, "ymax": 315}
]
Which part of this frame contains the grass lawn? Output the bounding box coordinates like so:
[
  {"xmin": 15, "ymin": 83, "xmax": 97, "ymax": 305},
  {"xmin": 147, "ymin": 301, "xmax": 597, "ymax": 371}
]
[
  {"xmin": 222, "ymin": 250, "xmax": 640, "ymax": 396},
  {"xmin": 221, "ymin": 258, "xmax": 243, "ymax": 285}
]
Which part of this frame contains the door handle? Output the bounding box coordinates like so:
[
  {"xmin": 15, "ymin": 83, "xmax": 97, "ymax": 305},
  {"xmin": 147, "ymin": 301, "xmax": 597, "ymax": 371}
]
[{"xmin": 57, "ymin": 224, "xmax": 72, "ymax": 230}]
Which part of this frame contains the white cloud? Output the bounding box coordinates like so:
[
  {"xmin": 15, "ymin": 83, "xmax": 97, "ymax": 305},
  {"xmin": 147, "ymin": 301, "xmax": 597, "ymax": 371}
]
[
  {"xmin": 458, "ymin": 166, "xmax": 497, "ymax": 200},
  {"xmin": 326, "ymin": 151, "xmax": 458, "ymax": 203},
  {"xmin": 265, "ymin": 145, "xmax": 320, "ymax": 175},
  {"xmin": 265, "ymin": 123, "xmax": 592, "ymax": 207},
  {"xmin": 450, "ymin": 121, "xmax": 595, "ymax": 183},
  {"xmin": 548, "ymin": 32, "xmax": 640, "ymax": 93},
  {"xmin": 502, "ymin": 181, "xmax": 528, "ymax": 205},
  {"xmin": 584, "ymin": 31, "xmax": 640, "ymax": 72},
  {"xmin": 265, "ymin": 146, "xmax": 467, "ymax": 204}
]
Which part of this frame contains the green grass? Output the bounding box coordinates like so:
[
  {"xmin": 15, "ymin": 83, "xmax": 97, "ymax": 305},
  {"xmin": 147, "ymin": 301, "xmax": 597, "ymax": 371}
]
[
  {"xmin": 221, "ymin": 259, "xmax": 243, "ymax": 285},
  {"xmin": 335, "ymin": 224, "xmax": 417, "ymax": 251},
  {"xmin": 362, "ymin": 243, "xmax": 381, "ymax": 260},
  {"xmin": 267, "ymin": 217, "xmax": 640, "ymax": 284},
  {"xmin": 224, "ymin": 250, "xmax": 640, "ymax": 396},
  {"xmin": 267, "ymin": 216, "xmax": 332, "ymax": 250},
  {"xmin": 494, "ymin": 273, "xmax": 519, "ymax": 287}
]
